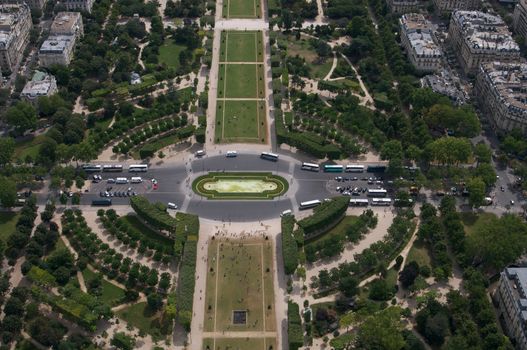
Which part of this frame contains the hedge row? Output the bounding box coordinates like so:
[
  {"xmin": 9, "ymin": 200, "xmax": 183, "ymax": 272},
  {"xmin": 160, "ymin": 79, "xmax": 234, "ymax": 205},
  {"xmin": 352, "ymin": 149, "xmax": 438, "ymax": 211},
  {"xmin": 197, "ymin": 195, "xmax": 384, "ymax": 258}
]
[
  {"xmin": 298, "ymin": 197, "xmax": 349, "ymax": 236},
  {"xmin": 275, "ymin": 114, "xmax": 341, "ymax": 159},
  {"xmin": 281, "ymin": 215, "xmax": 298, "ymax": 275},
  {"xmin": 176, "ymin": 236, "xmax": 198, "ymax": 331},
  {"xmin": 130, "ymin": 196, "xmax": 177, "ymax": 233},
  {"xmin": 288, "ymin": 301, "xmax": 303, "ymax": 350},
  {"xmin": 174, "ymin": 212, "xmax": 200, "ymax": 259}
]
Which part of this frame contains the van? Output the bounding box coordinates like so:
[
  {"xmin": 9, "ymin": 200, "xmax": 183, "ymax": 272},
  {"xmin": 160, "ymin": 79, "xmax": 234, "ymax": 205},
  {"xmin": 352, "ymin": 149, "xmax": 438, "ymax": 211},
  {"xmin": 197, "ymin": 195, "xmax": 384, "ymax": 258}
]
[
  {"xmin": 168, "ymin": 202, "xmax": 178, "ymax": 210},
  {"xmin": 226, "ymin": 151, "xmax": 237, "ymax": 157},
  {"xmin": 130, "ymin": 177, "xmax": 142, "ymax": 184},
  {"xmin": 195, "ymin": 150, "xmax": 206, "ymax": 157},
  {"xmin": 280, "ymin": 209, "xmax": 292, "ymax": 217}
]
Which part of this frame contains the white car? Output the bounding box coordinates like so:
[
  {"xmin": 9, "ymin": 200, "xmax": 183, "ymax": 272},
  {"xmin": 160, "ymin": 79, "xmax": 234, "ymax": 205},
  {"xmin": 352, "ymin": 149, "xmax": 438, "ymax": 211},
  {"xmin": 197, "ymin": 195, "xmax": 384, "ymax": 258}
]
[
  {"xmin": 510, "ymin": 200, "xmax": 515, "ymax": 205},
  {"xmin": 167, "ymin": 202, "xmax": 178, "ymax": 210},
  {"xmin": 195, "ymin": 150, "xmax": 206, "ymax": 157},
  {"xmin": 280, "ymin": 209, "xmax": 292, "ymax": 217},
  {"xmin": 151, "ymin": 178, "xmax": 158, "ymax": 184}
]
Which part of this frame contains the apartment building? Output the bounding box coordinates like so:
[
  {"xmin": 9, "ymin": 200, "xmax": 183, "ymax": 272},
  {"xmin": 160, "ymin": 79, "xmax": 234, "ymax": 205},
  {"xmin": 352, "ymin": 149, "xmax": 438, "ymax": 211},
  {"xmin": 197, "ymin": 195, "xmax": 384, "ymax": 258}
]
[
  {"xmin": 50, "ymin": 12, "xmax": 83, "ymax": 39},
  {"xmin": 21, "ymin": 71, "xmax": 58, "ymax": 101},
  {"xmin": 494, "ymin": 267, "xmax": 527, "ymax": 349},
  {"xmin": 448, "ymin": 11, "xmax": 520, "ymax": 74},
  {"xmin": 387, "ymin": 0, "xmax": 422, "ymax": 13},
  {"xmin": 432, "ymin": 0, "xmax": 480, "ymax": 13},
  {"xmin": 475, "ymin": 62, "xmax": 527, "ymax": 132},
  {"xmin": 399, "ymin": 13, "xmax": 443, "ymax": 72},
  {"xmin": 39, "ymin": 35, "xmax": 75, "ymax": 67},
  {"xmin": 513, "ymin": 0, "xmax": 527, "ymax": 39},
  {"xmin": 0, "ymin": 3, "xmax": 31, "ymax": 75},
  {"xmin": 62, "ymin": 0, "xmax": 95, "ymax": 13},
  {"xmin": 421, "ymin": 69, "xmax": 466, "ymax": 105}
]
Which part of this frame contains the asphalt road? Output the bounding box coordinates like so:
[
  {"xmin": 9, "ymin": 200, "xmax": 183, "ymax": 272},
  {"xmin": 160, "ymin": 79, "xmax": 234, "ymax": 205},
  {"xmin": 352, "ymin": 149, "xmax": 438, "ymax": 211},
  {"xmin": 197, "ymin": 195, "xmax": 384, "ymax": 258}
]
[{"xmin": 72, "ymin": 154, "xmax": 391, "ymax": 221}]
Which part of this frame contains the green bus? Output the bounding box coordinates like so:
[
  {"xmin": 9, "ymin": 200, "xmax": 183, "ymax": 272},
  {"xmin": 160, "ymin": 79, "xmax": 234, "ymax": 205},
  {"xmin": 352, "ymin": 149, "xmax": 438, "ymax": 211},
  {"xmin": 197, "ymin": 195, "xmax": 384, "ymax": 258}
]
[{"xmin": 324, "ymin": 164, "xmax": 344, "ymax": 173}]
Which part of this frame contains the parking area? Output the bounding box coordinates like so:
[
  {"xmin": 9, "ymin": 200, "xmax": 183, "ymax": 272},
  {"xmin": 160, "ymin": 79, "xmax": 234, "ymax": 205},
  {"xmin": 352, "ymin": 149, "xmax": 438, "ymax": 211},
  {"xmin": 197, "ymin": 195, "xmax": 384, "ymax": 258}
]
[{"xmin": 87, "ymin": 174, "xmax": 157, "ymax": 199}]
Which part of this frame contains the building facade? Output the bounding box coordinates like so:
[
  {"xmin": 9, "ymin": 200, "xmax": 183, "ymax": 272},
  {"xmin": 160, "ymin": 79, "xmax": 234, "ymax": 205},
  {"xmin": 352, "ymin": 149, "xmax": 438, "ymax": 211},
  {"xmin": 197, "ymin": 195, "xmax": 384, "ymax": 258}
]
[
  {"xmin": 399, "ymin": 13, "xmax": 442, "ymax": 72},
  {"xmin": 0, "ymin": 3, "xmax": 31, "ymax": 75},
  {"xmin": 50, "ymin": 12, "xmax": 83, "ymax": 39},
  {"xmin": 62, "ymin": 0, "xmax": 95, "ymax": 13},
  {"xmin": 494, "ymin": 267, "xmax": 527, "ymax": 349},
  {"xmin": 21, "ymin": 71, "xmax": 58, "ymax": 101},
  {"xmin": 513, "ymin": 0, "xmax": 527, "ymax": 39},
  {"xmin": 387, "ymin": 0, "xmax": 422, "ymax": 13},
  {"xmin": 448, "ymin": 11, "xmax": 520, "ymax": 74},
  {"xmin": 432, "ymin": 0, "xmax": 480, "ymax": 13},
  {"xmin": 39, "ymin": 35, "xmax": 75, "ymax": 67},
  {"xmin": 475, "ymin": 62, "xmax": 527, "ymax": 132}
]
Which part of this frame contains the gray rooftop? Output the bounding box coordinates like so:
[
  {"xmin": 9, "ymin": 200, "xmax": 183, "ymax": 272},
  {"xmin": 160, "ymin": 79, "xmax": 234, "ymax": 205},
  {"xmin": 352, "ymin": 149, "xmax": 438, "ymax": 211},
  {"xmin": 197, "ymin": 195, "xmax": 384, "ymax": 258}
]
[
  {"xmin": 400, "ymin": 14, "xmax": 442, "ymax": 57},
  {"xmin": 40, "ymin": 35, "xmax": 74, "ymax": 53},
  {"xmin": 480, "ymin": 62, "xmax": 527, "ymax": 114}
]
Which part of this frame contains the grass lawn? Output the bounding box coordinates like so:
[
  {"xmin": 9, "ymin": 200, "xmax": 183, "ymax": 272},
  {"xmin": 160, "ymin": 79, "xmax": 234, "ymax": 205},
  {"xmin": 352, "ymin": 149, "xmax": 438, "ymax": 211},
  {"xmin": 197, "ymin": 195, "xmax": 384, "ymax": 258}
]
[
  {"xmin": 116, "ymin": 302, "xmax": 171, "ymax": 341},
  {"xmin": 14, "ymin": 134, "xmax": 46, "ymax": 162},
  {"xmin": 203, "ymin": 337, "xmax": 276, "ymax": 350},
  {"xmin": 119, "ymin": 214, "xmax": 174, "ymax": 251},
  {"xmin": 215, "ymin": 100, "xmax": 266, "ymax": 143},
  {"xmin": 460, "ymin": 212, "xmax": 497, "ymax": 236},
  {"xmin": 204, "ymin": 239, "xmax": 275, "ymax": 335},
  {"xmin": 158, "ymin": 42, "xmax": 187, "ymax": 70},
  {"xmin": 82, "ymin": 269, "xmax": 125, "ymax": 307},
  {"xmin": 223, "ymin": 0, "xmax": 261, "ymax": 18},
  {"xmin": 220, "ymin": 31, "xmax": 263, "ymax": 62},
  {"xmin": 0, "ymin": 212, "xmax": 19, "ymax": 243},
  {"xmin": 217, "ymin": 64, "xmax": 265, "ymax": 98},
  {"xmin": 406, "ymin": 239, "xmax": 432, "ymax": 269},
  {"xmin": 306, "ymin": 216, "xmax": 358, "ymax": 246},
  {"xmin": 283, "ymin": 35, "xmax": 333, "ymax": 80}
]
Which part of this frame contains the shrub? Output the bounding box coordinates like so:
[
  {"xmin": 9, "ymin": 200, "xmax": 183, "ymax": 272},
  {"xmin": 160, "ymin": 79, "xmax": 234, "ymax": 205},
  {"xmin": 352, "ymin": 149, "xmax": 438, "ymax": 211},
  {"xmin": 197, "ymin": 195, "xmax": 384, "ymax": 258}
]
[
  {"xmin": 130, "ymin": 196, "xmax": 177, "ymax": 232},
  {"xmin": 298, "ymin": 197, "xmax": 349, "ymax": 236},
  {"xmin": 282, "ymin": 215, "xmax": 298, "ymax": 275},
  {"xmin": 288, "ymin": 301, "xmax": 303, "ymax": 350},
  {"xmin": 176, "ymin": 236, "xmax": 197, "ymax": 331}
]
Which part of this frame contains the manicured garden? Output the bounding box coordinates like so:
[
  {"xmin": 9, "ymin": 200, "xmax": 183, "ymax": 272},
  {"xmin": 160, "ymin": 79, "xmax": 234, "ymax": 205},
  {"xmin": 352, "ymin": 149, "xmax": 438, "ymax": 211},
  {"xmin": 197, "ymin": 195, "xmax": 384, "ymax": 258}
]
[
  {"xmin": 116, "ymin": 302, "xmax": 171, "ymax": 341},
  {"xmin": 192, "ymin": 172, "xmax": 288, "ymax": 199},
  {"xmin": 217, "ymin": 63, "xmax": 265, "ymax": 99},
  {"xmin": 222, "ymin": 0, "xmax": 261, "ymax": 18},
  {"xmin": 220, "ymin": 31, "xmax": 264, "ymax": 62},
  {"xmin": 215, "ymin": 100, "xmax": 267, "ymax": 143}
]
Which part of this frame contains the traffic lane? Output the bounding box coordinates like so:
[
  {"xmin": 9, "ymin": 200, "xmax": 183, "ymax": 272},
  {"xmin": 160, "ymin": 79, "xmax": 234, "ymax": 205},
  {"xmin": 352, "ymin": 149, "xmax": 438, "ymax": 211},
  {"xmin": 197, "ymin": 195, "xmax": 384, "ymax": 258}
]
[
  {"xmin": 79, "ymin": 191, "xmax": 187, "ymax": 206},
  {"xmin": 191, "ymin": 154, "xmax": 290, "ymax": 173},
  {"xmin": 185, "ymin": 198, "xmax": 292, "ymax": 221}
]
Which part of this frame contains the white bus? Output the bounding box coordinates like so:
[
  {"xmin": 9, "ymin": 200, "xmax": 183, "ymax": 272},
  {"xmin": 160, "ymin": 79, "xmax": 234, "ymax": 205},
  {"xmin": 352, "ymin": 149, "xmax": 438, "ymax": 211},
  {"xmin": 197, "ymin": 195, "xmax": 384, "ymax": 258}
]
[
  {"xmin": 226, "ymin": 151, "xmax": 238, "ymax": 158},
  {"xmin": 116, "ymin": 177, "xmax": 129, "ymax": 184},
  {"xmin": 82, "ymin": 164, "xmax": 102, "ymax": 172},
  {"xmin": 103, "ymin": 164, "xmax": 123, "ymax": 172},
  {"xmin": 349, "ymin": 198, "xmax": 369, "ymax": 206},
  {"xmin": 129, "ymin": 164, "xmax": 148, "ymax": 172},
  {"xmin": 345, "ymin": 164, "xmax": 365, "ymax": 173},
  {"xmin": 367, "ymin": 189, "xmax": 388, "ymax": 197},
  {"xmin": 130, "ymin": 177, "xmax": 143, "ymax": 183},
  {"xmin": 324, "ymin": 164, "xmax": 344, "ymax": 173},
  {"xmin": 301, "ymin": 162, "xmax": 320, "ymax": 172},
  {"xmin": 299, "ymin": 200, "xmax": 322, "ymax": 210},
  {"xmin": 371, "ymin": 198, "xmax": 392, "ymax": 206},
  {"xmin": 261, "ymin": 152, "xmax": 279, "ymax": 161}
]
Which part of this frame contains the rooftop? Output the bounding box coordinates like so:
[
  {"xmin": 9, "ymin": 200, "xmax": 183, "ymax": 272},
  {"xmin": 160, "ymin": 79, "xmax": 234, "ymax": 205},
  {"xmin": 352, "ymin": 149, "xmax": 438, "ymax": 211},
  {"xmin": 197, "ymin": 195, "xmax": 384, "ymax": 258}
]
[
  {"xmin": 480, "ymin": 62, "xmax": 527, "ymax": 113},
  {"xmin": 452, "ymin": 11, "xmax": 519, "ymax": 52},
  {"xmin": 40, "ymin": 35, "xmax": 74, "ymax": 53},
  {"xmin": 21, "ymin": 71, "xmax": 56, "ymax": 99},
  {"xmin": 0, "ymin": 4, "xmax": 29, "ymax": 47},
  {"xmin": 50, "ymin": 12, "xmax": 82, "ymax": 35},
  {"xmin": 400, "ymin": 14, "xmax": 442, "ymax": 57},
  {"xmin": 505, "ymin": 268, "xmax": 527, "ymax": 322},
  {"xmin": 421, "ymin": 69, "xmax": 466, "ymax": 104}
]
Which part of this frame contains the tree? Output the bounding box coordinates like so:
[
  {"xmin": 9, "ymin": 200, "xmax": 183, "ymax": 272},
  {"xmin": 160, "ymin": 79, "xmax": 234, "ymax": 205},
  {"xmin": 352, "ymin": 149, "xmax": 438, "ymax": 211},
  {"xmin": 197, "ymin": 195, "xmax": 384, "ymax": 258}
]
[
  {"xmin": 467, "ymin": 177, "xmax": 486, "ymax": 208},
  {"xmin": 368, "ymin": 278, "xmax": 394, "ymax": 301},
  {"xmin": 426, "ymin": 137, "xmax": 472, "ymax": 166},
  {"xmin": 399, "ymin": 261, "xmax": 419, "ymax": 288},
  {"xmin": 474, "ymin": 143, "xmax": 492, "ymax": 164},
  {"xmin": 28, "ymin": 317, "xmax": 66, "ymax": 347},
  {"xmin": 356, "ymin": 307, "xmax": 405, "ymax": 350},
  {"xmin": 474, "ymin": 163, "xmax": 497, "ymax": 188},
  {"xmin": 147, "ymin": 292, "xmax": 163, "ymax": 311},
  {"xmin": 111, "ymin": 332, "xmax": 135, "ymax": 350},
  {"xmin": 2, "ymin": 314, "xmax": 22, "ymax": 333},
  {"xmin": 338, "ymin": 276, "xmax": 358, "ymax": 297},
  {"xmin": 6, "ymin": 101, "xmax": 37, "ymax": 136},
  {"xmin": 380, "ymin": 140, "xmax": 403, "ymax": 161},
  {"xmin": 0, "ymin": 137, "xmax": 15, "ymax": 166},
  {"xmin": 0, "ymin": 177, "xmax": 17, "ymax": 208}
]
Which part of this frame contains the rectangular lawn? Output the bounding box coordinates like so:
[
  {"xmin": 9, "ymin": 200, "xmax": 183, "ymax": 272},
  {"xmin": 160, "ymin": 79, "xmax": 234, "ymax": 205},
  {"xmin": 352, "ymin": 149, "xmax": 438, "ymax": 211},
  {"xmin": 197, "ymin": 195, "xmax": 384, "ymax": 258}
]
[
  {"xmin": 215, "ymin": 100, "xmax": 266, "ymax": 143},
  {"xmin": 202, "ymin": 337, "xmax": 276, "ymax": 350},
  {"xmin": 203, "ymin": 239, "xmax": 275, "ymax": 334},
  {"xmin": 223, "ymin": 0, "xmax": 261, "ymax": 18},
  {"xmin": 0, "ymin": 212, "xmax": 19, "ymax": 243},
  {"xmin": 217, "ymin": 64, "xmax": 265, "ymax": 99},
  {"xmin": 220, "ymin": 31, "xmax": 264, "ymax": 62}
]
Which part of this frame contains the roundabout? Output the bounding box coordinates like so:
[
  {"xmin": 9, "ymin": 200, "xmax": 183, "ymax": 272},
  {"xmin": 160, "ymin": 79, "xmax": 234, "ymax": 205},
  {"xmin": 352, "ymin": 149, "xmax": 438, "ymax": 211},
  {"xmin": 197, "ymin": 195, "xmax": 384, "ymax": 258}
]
[{"xmin": 192, "ymin": 172, "xmax": 288, "ymax": 200}]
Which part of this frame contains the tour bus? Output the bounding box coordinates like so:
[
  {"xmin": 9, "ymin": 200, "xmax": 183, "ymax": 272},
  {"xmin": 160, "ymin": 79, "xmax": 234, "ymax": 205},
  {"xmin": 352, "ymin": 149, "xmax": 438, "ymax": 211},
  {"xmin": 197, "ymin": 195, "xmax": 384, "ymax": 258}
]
[
  {"xmin": 226, "ymin": 151, "xmax": 238, "ymax": 158},
  {"xmin": 130, "ymin": 177, "xmax": 143, "ymax": 184},
  {"xmin": 301, "ymin": 162, "xmax": 320, "ymax": 172},
  {"xmin": 349, "ymin": 198, "xmax": 369, "ymax": 207},
  {"xmin": 82, "ymin": 164, "xmax": 102, "ymax": 173},
  {"xmin": 345, "ymin": 164, "xmax": 365, "ymax": 173},
  {"xmin": 367, "ymin": 188, "xmax": 388, "ymax": 197},
  {"xmin": 299, "ymin": 200, "xmax": 322, "ymax": 210},
  {"xmin": 260, "ymin": 152, "xmax": 279, "ymax": 161},
  {"xmin": 92, "ymin": 199, "xmax": 112, "ymax": 206},
  {"xmin": 128, "ymin": 164, "xmax": 148, "ymax": 172},
  {"xmin": 323, "ymin": 164, "xmax": 344, "ymax": 173},
  {"xmin": 371, "ymin": 198, "xmax": 392, "ymax": 206},
  {"xmin": 116, "ymin": 177, "xmax": 129, "ymax": 184},
  {"xmin": 103, "ymin": 164, "xmax": 123, "ymax": 172},
  {"xmin": 367, "ymin": 164, "xmax": 387, "ymax": 173}
]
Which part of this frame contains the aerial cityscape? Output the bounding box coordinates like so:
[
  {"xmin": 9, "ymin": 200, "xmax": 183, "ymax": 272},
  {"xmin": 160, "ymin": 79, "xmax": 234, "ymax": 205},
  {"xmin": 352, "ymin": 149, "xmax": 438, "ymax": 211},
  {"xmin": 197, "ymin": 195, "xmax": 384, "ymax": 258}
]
[{"xmin": 0, "ymin": 0, "xmax": 527, "ymax": 349}]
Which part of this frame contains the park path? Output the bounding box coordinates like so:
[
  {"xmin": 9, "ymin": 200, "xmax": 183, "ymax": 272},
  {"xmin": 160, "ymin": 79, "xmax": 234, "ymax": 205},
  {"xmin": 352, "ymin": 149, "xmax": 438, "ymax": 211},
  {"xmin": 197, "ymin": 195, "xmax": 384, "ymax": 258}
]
[{"xmin": 322, "ymin": 52, "xmax": 338, "ymax": 81}]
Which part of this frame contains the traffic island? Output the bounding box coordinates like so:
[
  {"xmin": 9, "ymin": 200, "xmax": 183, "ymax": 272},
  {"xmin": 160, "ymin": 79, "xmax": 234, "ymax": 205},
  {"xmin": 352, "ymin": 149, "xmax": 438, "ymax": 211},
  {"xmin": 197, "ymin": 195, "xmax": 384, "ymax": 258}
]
[{"xmin": 192, "ymin": 172, "xmax": 288, "ymax": 200}]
